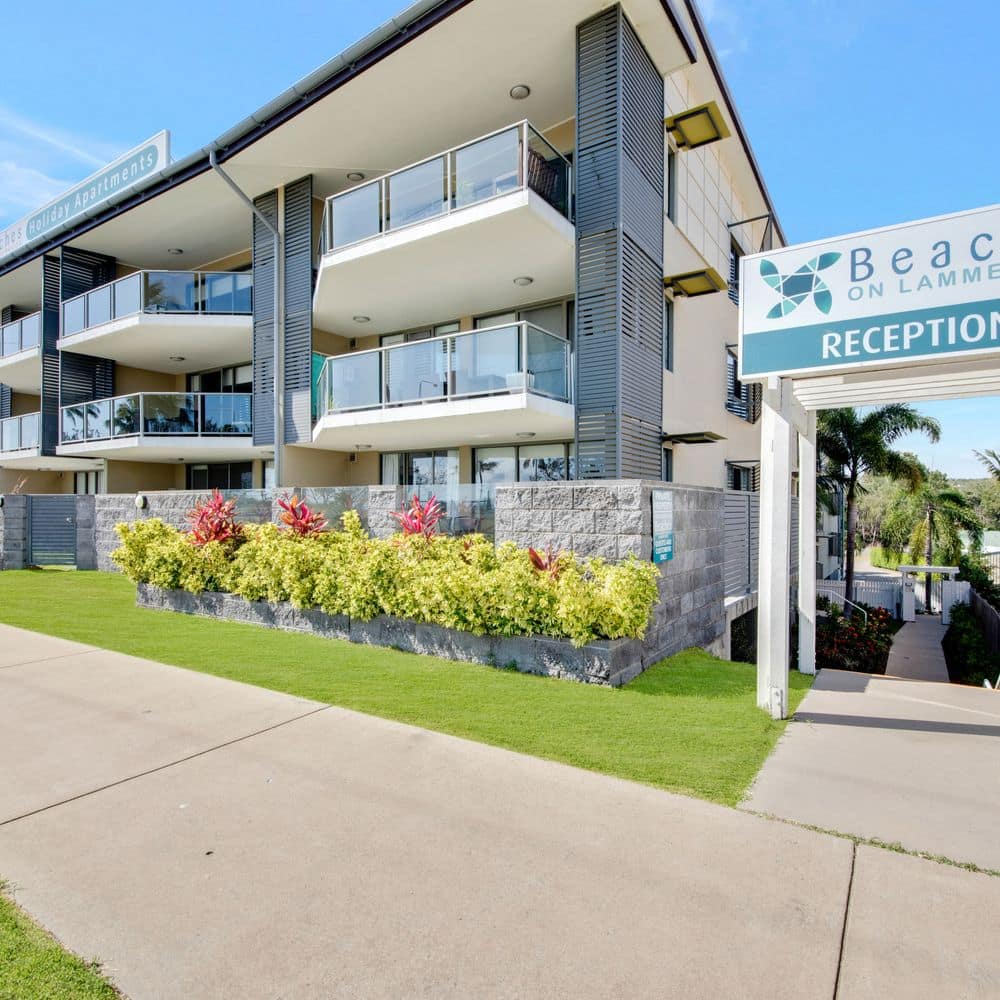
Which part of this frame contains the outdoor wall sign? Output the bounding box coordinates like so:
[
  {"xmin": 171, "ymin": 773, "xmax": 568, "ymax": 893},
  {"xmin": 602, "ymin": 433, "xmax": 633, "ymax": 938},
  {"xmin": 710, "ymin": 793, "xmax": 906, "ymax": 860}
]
[
  {"xmin": 739, "ymin": 203, "xmax": 1000, "ymax": 380},
  {"xmin": 0, "ymin": 131, "xmax": 171, "ymax": 265},
  {"xmin": 651, "ymin": 489, "xmax": 674, "ymax": 563}
]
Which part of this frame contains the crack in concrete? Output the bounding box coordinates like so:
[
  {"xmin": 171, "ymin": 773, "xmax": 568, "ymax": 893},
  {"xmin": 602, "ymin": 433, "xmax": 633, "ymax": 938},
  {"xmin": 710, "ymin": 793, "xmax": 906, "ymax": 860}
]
[
  {"xmin": 0, "ymin": 704, "xmax": 332, "ymax": 829},
  {"xmin": 832, "ymin": 842, "xmax": 856, "ymax": 999}
]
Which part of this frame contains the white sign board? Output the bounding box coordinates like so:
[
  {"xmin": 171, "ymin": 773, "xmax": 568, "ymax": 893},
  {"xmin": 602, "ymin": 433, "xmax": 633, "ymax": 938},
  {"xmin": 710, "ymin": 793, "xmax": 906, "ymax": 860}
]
[
  {"xmin": 739, "ymin": 204, "xmax": 1000, "ymax": 381},
  {"xmin": 651, "ymin": 489, "xmax": 674, "ymax": 563},
  {"xmin": 0, "ymin": 131, "xmax": 170, "ymax": 264}
]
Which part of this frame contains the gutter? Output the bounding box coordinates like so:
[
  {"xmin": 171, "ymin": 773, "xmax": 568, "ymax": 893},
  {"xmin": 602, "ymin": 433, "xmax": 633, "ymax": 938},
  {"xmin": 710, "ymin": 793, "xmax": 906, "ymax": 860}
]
[{"xmin": 0, "ymin": 0, "xmax": 468, "ymax": 279}]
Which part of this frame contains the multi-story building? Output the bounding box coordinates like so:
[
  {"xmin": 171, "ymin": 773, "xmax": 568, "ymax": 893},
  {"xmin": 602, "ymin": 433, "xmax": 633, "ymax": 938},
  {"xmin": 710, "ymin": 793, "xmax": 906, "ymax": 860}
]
[{"xmin": 0, "ymin": 0, "xmax": 782, "ymax": 507}]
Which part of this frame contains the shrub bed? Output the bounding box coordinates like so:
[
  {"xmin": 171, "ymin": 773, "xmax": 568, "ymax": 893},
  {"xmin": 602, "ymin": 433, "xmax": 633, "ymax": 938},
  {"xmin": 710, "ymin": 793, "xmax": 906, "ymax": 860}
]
[
  {"xmin": 942, "ymin": 602, "xmax": 1000, "ymax": 687},
  {"xmin": 112, "ymin": 493, "xmax": 659, "ymax": 648},
  {"xmin": 816, "ymin": 601, "xmax": 897, "ymax": 674}
]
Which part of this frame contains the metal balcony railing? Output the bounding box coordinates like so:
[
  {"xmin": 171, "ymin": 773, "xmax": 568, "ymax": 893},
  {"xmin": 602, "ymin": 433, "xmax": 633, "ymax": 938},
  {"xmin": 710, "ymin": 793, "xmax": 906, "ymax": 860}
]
[
  {"xmin": 317, "ymin": 322, "xmax": 571, "ymax": 415},
  {"xmin": 60, "ymin": 271, "xmax": 253, "ymax": 338},
  {"xmin": 1, "ymin": 312, "xmax": 41, "ymax": 358},
  {"xmin": 320, "ymin": 121, "xmax": 572, "ymax": 254},
  {"xmin": 0, "ymin": 411, "xmax": 39, "ymax": 452},
  {"xmin": 60, "ymin": 392, "xmax": 253, "ymax": 444}
]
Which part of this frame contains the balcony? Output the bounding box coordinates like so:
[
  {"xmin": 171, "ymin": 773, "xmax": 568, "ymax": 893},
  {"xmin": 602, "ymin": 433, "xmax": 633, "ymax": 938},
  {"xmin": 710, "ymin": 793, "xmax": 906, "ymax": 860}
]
[
  {"xmin": 312, "ymin": 322, "xmax": 574, "ymax": 452},
  {"xmin": 0, "ymin": 312, "xmax": 41, "ymax": 393},
  {"xmin": 57, "ymin": 392, "xmax": 270, "ymax": 463},
  {"xmin": 58, "ymin": 271, "xmax": 253, "ymax": 373},
  {"xmin": 313, "ymin": 122, "xmax": 575, "ymax": 334}
]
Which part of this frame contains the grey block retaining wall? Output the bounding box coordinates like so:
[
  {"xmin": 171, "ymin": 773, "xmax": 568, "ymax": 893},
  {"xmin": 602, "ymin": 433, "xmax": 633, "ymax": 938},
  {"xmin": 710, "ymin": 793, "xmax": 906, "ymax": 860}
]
[
  {"xmin": 0, "ymin": 495, "xmax": 28, "ymax": 570},
  {"xmin": 137, "ymin": 583, "xmax": 645, "ymax": 686},
  {"xmin": 496, "ymin": 481, "xmax": 726, "ymax": 660}
]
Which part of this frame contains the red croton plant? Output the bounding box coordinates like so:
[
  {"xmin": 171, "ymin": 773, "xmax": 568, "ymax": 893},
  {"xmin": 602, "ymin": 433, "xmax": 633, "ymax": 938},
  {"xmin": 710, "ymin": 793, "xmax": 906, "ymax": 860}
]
[
  {"xmin": 391, "ymin": 494, "xmax": 444, "ymax": 539},
  {"xmin": 527, "ymin": 544, "xmax": 563, "ymax": 577},
  {"xmin": 277, "ymin": 493, "xmax": 329, "ymax": 536},
  {"xmin": 186, "ymin": 489, "xmax": 243, "ymax": 547}
]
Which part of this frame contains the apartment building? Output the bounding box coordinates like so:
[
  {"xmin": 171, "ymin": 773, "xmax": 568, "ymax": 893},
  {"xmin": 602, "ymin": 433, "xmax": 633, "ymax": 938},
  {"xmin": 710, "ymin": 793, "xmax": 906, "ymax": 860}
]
[{"xmin": 0, "ymin": 0, "xmax": 782, "ymax": 508}]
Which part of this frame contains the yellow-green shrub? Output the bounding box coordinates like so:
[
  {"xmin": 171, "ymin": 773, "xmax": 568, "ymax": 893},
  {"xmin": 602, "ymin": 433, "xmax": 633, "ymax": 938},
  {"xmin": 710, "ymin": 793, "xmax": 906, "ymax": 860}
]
[{"xmin": 112, "ymin": 511, "xmax": 659, "ymax": 645}]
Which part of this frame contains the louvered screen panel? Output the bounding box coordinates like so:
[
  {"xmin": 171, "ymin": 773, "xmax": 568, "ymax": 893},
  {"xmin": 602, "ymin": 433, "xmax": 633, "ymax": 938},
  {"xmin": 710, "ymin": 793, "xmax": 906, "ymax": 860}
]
[
  {"xmin": 252, "ymin": 190, "xmax": 278, "ymax": 447},
  {"xmin": 283, "ymin": 176, "xmax": 314, "ymax": 444},
  {"xmin": 575, "ymin": 6, "xmax": 664, "ymax": 480},
  {"xmin": 40, "ymin": 255, "xmax": 61, "ymax": 452},
  {"xmin": 724, "ymin": 490, "xmax": 752, "ymax": 596}
]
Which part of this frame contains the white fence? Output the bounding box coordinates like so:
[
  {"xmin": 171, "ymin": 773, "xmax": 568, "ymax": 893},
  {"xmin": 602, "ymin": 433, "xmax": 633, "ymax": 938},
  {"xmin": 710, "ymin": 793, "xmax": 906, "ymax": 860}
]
[{"xmin": 818, "ymin": 578, "xmax": 902, "ymax": 613}]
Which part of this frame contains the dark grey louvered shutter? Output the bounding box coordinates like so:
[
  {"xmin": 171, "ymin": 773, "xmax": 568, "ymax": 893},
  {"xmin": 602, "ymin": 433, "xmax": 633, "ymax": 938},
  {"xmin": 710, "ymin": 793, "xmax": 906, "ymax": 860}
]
[
  {"xmin": 252, "ymin": 190, "xmax": 278, "ymax": 446},
  {"xmin": 283, "ymin": 176, "xmax": 314, "ymax": 444},
  {"xmin": 575, "ymin": 5, "xmax": 664, "ymax": 479}
]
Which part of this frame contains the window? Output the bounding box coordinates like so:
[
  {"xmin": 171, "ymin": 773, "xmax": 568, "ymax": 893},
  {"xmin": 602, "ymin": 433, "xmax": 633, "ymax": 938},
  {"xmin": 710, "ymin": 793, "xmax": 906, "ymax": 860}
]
[
  {"xmin": 381, "ymin": 451, "xmax": 458, "ymax": 487},
  {"xmin": 186, "ymin": 462, "xmax": 253, "ymax": 491},
  {"xmin": 474, "ymin": 312, "xmax": 517, "ymax": 329},
  {"xmin": 663, "ymin": 297, "xmax": 674, "ymax": 371},
  {"xmin": 380, "ymin": 321, "xmax": 458, "ymax": 347},
  {"xmin": 474, "ymin": 442, "xmax": 571, "ymax": 483},
  {"xmin": 728, "ymin": 238, "xmax": 744, "ymax": 306},
  {"xmin": 662, "ymin": 448, "xmax": 673, "ymax": 483},
  {"xmin": 666, "ymin": 148, "xmax": 677, "ymax": 222},
  {"xmin": 188, "ymin": 363, "xmax": 252, "ymax": 393},
  {"xmin": 74, "ymin": 470, "xmax": 101, "ymax": 494}
]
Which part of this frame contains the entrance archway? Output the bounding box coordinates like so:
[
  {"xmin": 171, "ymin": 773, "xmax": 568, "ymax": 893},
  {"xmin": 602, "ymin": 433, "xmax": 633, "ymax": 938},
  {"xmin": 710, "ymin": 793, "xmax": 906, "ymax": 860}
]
[{"xmin": 738, "ymin": 204, "xmax": 1000, "ymax": 718}]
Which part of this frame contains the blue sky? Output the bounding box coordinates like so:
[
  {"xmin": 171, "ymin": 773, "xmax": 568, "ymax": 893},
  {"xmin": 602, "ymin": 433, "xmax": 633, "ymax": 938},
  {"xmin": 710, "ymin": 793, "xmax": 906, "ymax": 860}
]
[{"xmin": 1, "ymin": 0, "xmax": 997, "ymax": 475}]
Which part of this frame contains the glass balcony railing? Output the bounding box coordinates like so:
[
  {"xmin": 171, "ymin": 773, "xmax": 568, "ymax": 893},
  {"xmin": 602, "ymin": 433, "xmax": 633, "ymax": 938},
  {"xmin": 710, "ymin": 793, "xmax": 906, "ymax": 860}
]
[
  {"xmin": 1, "ymin": 312, "xmax": 41, "ymax": 358},
  {"xmin": 60, "ymin": 271, "xmax": 253, "ymax": 338},
  {"xmin": 317, "ymin": 322, "xmax": 571, "ymax": 415},
  {"xmin": 320, "ymin": 121, "xmax": 572, "ymax": 254},
  {"xmin": 0, "ymin": 412, "xmax": 39, "ymax": 452},
  {"xmin": 60, "ymin": 392, "xmax": 252, "ymax": 444}
]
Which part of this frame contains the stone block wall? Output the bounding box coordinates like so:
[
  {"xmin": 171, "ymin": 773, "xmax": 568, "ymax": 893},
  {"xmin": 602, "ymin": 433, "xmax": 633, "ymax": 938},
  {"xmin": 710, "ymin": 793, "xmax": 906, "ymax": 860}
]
[
  {"xmin": 0, "ymin": 495, "xmax": 28, "ymax": 570},
  {"xmin": 496, "ymin": 481, "xmax": 726, "ymax": 662}
]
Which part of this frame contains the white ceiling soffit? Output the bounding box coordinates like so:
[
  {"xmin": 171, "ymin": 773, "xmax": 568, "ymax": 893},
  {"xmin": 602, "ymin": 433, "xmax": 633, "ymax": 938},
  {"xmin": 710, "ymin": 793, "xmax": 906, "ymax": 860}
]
[
  {"xmin": 0, "ymin": 257, "xmax": 43, "ymax": 314},
  {"xmin": 792, "ymin": 357, "xmax": 1000, "ymax": 409}
]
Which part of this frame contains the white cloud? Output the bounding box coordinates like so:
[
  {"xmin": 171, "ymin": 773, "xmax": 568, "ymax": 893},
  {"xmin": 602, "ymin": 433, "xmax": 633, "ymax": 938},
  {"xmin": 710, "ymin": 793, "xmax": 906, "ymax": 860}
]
[
  {"xmin": 0, "ymin": 106, "xmax": 121, "ymax": 169},
  {"xmin": 0, "ymin": 161, "xmax": 71, "ymax": 221}
]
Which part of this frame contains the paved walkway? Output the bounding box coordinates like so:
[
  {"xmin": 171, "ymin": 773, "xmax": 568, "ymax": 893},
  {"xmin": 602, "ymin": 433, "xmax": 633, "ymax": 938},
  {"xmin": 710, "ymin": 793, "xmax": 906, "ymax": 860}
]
[
  {"xmin": 2, "ymin": 625, "xmax": 999, "ymax": 998},
  {"xmin": 885, "ymin": 614, "xmax": 950, "ymax": 681},
  {"xmin": 744, "ymin": 667, "xmax": 1000, "ymax": 871}
]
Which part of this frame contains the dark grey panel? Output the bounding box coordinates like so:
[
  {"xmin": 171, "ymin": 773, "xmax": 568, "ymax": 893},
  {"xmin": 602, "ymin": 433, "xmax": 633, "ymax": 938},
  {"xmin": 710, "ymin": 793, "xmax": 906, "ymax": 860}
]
[
  {"xmin": 252, "ymin": 190, "xmax": 278, "ymax": 447},
  {"xmin": 28, "ymin": 494, "xmax": 77, "ymax": 566},
  {"xmin": 574, "ymin": 5, "xmax": 664, "ymax": 480},
  {"xmin": 60, "ymin": 247, "xmax": 115, "ymax": 301},
  {"xmin": 0, "ymin": 384, "xmax": 10, "ymax": 420},
  {"xmin": 282, "ymin": 175, "xmax": 313, "ymax": 444},
  {"xmin": 40, "ymin": 255, "xmax": 61, "ymax": 453}
]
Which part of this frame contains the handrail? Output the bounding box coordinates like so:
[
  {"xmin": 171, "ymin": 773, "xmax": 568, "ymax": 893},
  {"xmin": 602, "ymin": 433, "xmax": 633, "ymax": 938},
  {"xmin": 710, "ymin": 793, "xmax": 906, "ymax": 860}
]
[
  {"xmin": 818, "ymin": 586, "xmax": 868, "ymax": 626},
  {"xmin": 319, "ymin": 119, "xmax": 572, "ymax": 254},
  {"xmin": 60, "ymin": 269, "xmax": 253, "ymax": 337},
  {"xmin": 0, "ymin": 311, "xmax": 41, "ymax": 358},
  {"xmin": 59, "ymin": 392, "xmax": 253, "ymax": 443},
  {"xmin": 317, "ymin": 321, "xmax": 571, "ymax": 414}
]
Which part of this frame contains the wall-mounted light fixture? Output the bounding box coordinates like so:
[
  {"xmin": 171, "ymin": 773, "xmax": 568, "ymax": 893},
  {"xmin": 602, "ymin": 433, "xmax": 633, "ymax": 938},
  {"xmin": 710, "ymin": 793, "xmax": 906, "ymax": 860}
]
[
  {"xmin": 664, "ymin": 101, "xmax": 731, "ymax": 150},
  {"xmin": 135, "ymin": 493, "xmax": 148, "ymax": 510}
]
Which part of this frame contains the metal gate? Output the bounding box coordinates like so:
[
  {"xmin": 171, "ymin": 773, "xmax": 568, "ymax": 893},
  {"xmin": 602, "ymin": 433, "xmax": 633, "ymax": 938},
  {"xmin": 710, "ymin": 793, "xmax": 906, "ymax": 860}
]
[{"xmin": 28, "ymin": 495, "xmax": 77, "ymax": 566}]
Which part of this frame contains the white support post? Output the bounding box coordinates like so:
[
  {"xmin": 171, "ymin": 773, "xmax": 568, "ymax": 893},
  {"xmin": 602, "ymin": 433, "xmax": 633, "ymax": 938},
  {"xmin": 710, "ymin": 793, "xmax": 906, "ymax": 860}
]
[
  {"xmin": 797, "ymin": 410, "xmax": 817, "ymax": 676},
  {"xmin": 757, "ymin": 377, "xmax": 794, "ymax": 718}
]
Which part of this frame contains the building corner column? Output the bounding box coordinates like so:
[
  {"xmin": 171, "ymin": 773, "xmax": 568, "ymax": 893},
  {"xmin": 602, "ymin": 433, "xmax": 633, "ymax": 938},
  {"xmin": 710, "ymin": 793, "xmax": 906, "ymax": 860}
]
[{"xmin": 797, "ymin": 410, "xmax": 817, "ymax": 676}]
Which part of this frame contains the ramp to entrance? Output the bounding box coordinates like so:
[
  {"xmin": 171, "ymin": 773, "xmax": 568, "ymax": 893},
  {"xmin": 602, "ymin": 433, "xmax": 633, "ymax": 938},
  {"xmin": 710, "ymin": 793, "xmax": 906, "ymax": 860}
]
[
  {"xmin": 743, "ymin": 668, "xmax": 1000, "ymax": 870},
  {"xmin": 885, "ymin": 616, "xmax": 949, "ymax": 682}
]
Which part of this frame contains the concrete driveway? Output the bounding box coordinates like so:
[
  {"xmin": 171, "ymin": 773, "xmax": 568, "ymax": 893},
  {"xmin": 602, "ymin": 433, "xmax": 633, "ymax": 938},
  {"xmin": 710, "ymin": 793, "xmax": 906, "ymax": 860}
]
[{"xmin": 1, "ymin": 625, "xmax": 999, "ymax": 999}]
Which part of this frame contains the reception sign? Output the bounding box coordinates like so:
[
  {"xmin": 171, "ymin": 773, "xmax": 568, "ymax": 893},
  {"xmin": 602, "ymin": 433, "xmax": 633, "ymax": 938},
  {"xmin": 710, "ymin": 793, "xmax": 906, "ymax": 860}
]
[
  {"xmin": 739, "ymin": 204, "xmax": 1000, "ymax": 380},
  {"xmin": 0, "ymin": 131, "xmax": 170, "ymax": 264}
]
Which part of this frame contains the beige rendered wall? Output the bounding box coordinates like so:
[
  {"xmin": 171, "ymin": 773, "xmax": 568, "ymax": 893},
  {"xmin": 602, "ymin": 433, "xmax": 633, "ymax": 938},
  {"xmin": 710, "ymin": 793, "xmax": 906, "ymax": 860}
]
[
  {"xmin": 104, "ymin": 461, "xmax": 181, "ymax": 493},
  {"xmin": 0, "ymin": 469, "xmax": 68, "ymax": 494},
  {"xmin": 9, "ymin": 392, "xmax": 40, "ymax": 417},
  {"xmin": 664, "ymin": 288, "xmax": 761, "ymax": 489},
  {"xmin": 281, "ymin": 445, "xmax": 350, "ymax": 488},
  {"xmin": 114, "ymin": 366, "xmax": 178, "ymax": 394}
]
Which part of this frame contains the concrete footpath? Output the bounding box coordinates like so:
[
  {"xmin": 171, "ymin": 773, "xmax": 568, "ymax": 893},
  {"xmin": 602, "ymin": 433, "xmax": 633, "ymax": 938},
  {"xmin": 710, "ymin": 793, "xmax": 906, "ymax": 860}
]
[
  {"xmin": 745, "ymin": 666, "xmax": 1000, "ymax": 872},
  {"xmin": 885, "ymin": 614, "xmax": 950, "ymax": 681},
  {"xmin": 1, "ymin": 625, "xmax": 999, "ymax": 999}
]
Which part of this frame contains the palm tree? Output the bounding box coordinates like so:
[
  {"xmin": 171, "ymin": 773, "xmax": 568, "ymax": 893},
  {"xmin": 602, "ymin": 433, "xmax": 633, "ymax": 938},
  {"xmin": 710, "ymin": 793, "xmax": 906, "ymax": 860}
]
[
  {"xmin": 884, "ymin": 471, "xmax": 983, "ymax": 608},
  {"xmin": 975, "ymin": 449, "xmax": 1000, "ymax": 482},
  {"xmin": 817, "ymin": 405, "xmax": 940, "ymax": 610}
]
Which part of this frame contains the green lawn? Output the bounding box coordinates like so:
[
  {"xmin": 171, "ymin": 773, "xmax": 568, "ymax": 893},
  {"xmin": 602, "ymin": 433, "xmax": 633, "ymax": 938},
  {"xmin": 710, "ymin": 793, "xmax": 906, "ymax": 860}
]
[
  {"xmin": 0, "ymin": 883, "xmax": 119, "ymax": 999},
  {"xmin": 0, "ymin": 571, "xmax": 810, "ymax": 807}
]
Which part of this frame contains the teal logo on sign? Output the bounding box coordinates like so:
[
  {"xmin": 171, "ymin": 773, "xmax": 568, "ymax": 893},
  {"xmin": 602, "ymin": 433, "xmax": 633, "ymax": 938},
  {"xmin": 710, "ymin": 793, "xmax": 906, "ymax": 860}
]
[{"xmin": 760, "ymin": 253, "xmax": 841, "ymax": 319}]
